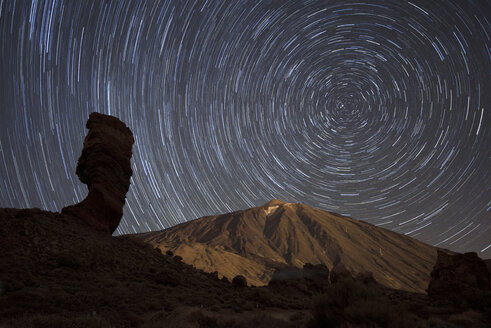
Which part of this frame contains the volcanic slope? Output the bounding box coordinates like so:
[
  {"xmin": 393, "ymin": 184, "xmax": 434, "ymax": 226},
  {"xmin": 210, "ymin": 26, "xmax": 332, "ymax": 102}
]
[{"xmin": 134, "ymin": 200, "xmax": 438, "ymax": 293}]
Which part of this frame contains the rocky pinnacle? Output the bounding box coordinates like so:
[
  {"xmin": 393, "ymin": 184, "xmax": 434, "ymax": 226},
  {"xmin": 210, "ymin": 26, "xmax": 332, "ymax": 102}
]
[{"xmin": 62, "ymin": 112, "xmax": 134, "ymax": 234}]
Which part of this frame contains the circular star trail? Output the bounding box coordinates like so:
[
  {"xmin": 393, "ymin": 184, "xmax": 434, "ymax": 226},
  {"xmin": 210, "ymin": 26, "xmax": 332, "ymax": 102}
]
[{"xmin": 0, "ymin": 0, "xmax": 490, "ymax": 257}]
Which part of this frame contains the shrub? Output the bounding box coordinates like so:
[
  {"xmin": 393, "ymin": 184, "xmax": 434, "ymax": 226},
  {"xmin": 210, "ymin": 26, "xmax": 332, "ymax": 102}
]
[
  {"xmin": 232, "ymin": 275, "xmax": 247, "ymax": 288},
  {"xmin": 308, "ymin": 279, "xmax": 419, "ymax": 328},
  {"xmin": 165, "ymin": 250, "xmax": 174, "ymax": 256},
  {"xmin": 270, "ymin": 267, "xmax": 304, "ymax": 284},
  {"xmin": 246, "ymin": 288, "xmax": 275, "ymax": 306},
  {"xmin": 354, "ymin": 271, "xmax": 376, "ymax": 285}
]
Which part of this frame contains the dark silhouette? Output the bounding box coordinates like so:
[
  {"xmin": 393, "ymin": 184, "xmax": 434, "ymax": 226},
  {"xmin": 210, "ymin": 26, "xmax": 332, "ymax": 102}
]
[
  {"xmin": 62, "ymin": 112, "xmax": 134, "ymax": 234},
  {"xmin": 428, "ymin": 250, "xmax": 491, "ymax": 299},
  {"xmin": 232, "ymin": 275, "xmax": 247, "ymax": 287}
]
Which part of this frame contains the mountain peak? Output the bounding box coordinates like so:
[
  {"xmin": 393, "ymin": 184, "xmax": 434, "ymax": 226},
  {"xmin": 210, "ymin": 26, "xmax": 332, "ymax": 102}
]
[
  {"xmin": 263, "ymin": 199, "xmax": 288, "ymax": 207},
  {"xmin": 136, "ymin": 201, "xmax": 438, "ymax": 292}
]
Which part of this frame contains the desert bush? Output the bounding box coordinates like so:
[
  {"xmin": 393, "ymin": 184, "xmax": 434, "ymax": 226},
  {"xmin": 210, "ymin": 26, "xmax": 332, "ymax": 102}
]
[
  {"xmin": 209, "ymin": 271, "xmax": 220, "ymax": 280},
  {"xmin": 270, "ymin": 267, "xmax": 304, "ymax": 284},
  {"xmin": 173, "ymin": 255, "xmax": 183, "ymax": 262},
  {"xmin": 354, "ymin": 271, "xmax": 376, "ymax": 285},
  {"xmin": 308, "ymin": 279, "xmax": 419, "ymax": 328},
  {"xmin": 165, "ymin": 250, "xmax": 174, "ymax": 256},
  {"xmin": 246, "ymin": 288, "xmax": 276, "ymax": 306},
  {"xmin": 232, "ymin": 275, "xmax": 247, "ymax": 288}
]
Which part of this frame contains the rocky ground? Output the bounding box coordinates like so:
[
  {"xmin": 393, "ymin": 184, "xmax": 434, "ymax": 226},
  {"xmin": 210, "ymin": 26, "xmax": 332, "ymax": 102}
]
[{"xmin": 1, "ymin": 207, "xmax": 490, "ymax": 327}]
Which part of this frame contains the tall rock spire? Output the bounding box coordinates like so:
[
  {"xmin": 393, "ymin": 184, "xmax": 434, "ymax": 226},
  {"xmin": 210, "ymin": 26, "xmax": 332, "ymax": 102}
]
[{"xmin": 62, "ymin": 112, "xmax": 134, "ymax": 234}]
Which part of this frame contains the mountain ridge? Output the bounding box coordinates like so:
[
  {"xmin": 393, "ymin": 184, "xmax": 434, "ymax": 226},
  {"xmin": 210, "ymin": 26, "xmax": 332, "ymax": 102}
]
[{"xmin": 132, "ymin": 199, "xmax": 438, "ymax": 292}]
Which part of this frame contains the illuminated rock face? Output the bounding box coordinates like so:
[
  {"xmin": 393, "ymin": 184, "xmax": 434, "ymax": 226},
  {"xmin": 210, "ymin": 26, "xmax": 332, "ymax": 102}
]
[{"xmin": 62, "ymin": 112, "xmax": 134, "ymax": 234}]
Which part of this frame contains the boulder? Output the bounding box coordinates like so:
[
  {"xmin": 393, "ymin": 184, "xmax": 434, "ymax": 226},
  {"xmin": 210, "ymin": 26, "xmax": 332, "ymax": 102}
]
[
  {"xmin": 232, "ymin": 275, "xmax": 247, "ymax": 287},
  {"xmin": 62, "ymin": 113, "xmax": 134, "ymax": 234},
  {"xmin": 427, "ymin": 250, "xmax": 490, "ymax": 298}
]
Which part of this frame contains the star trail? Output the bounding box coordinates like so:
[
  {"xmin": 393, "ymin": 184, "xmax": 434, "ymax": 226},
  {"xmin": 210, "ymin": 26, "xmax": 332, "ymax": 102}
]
[{"xmin": 0, "ymin": 0, "xmax": 489, "ymax": 257}]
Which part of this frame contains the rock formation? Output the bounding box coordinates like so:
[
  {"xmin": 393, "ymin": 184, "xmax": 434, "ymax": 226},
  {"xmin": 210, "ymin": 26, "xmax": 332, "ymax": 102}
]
[
  {"xmin": 62, "ymin": 112, "xmax": 134, "ymax": 234},
  {"xmin": 330, "ymin": 263, "xmax": 352, "ymax": 284},
  {"xmin": 485, "ymin": 259, "xmax": 491, "ymax": 275},
  {"xmin": 427, "ymin": 250, "xmax": 491, "ymax": 298}
]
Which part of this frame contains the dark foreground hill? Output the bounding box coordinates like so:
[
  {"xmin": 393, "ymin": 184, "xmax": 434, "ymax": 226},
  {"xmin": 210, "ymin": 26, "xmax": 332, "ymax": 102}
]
[
  {"xmin": 1, "ymin": 207, "xmax": 491, "ymax": 327},
  {"xmin": 133, "ymin": 199, "xmax": 436, "ymax": 293},
  {"xmin": 0, "ymin": 207, "xmax": 312, "ymax": 327}
]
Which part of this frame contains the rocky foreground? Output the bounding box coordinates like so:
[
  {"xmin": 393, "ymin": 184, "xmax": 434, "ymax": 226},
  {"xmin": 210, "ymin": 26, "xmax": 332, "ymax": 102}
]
[{"xmin": 1, "ymin": 206, "xmax": 490, "ymax": 327}]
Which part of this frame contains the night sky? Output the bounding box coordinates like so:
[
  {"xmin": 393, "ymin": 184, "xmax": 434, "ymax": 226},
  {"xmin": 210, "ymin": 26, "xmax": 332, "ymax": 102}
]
[{"xmin": 0, "ymin": 0, "xmax": 490, "ymax": 257}]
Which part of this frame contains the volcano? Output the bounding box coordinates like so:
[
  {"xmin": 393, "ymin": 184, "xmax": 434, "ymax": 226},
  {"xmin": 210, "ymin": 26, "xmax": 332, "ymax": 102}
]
[{"xmin": 133, "ymin": 199, "xmax": 438, "ymax": 292}]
